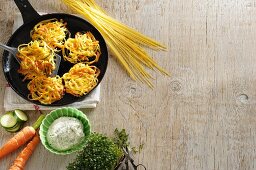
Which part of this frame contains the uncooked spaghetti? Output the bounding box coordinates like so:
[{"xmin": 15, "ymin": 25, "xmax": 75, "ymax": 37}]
[{"xmin": 61, "ymin": 0, "xmax": 169, "ymax": 87}]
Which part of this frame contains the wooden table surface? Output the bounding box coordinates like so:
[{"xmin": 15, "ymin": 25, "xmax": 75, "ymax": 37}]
[{"xmin": 1, "ymin": 0, "xmax": 256, "ymax": 170}]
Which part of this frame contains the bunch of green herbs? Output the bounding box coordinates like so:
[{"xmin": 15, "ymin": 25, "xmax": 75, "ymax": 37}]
[
  {"xmin": 67, "ymin": 132, "xmax": 123, "ymax": 170},
  {"xmin": 67, "ymin": 129, "xmax": 143, "ymax": 170}
]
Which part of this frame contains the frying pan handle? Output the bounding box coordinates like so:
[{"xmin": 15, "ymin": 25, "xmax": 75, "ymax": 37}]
[{"xmin": 13, "ymin": 0, "xmax": 40, "ymax": 24}]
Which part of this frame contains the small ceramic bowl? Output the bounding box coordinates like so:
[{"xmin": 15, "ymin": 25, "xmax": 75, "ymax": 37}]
[{"xmin": 39, "ymin": 107, "xmax": 91, "ymax": 155}]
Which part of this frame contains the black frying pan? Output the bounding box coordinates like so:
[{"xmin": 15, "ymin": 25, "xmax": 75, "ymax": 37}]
[{"xmin": 2, "ymin": 0, "xmax": 108, "ymax": 106}]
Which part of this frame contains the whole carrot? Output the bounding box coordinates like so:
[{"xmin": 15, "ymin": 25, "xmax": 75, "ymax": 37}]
[
  {"xmin": 0, "ymin": 113, "xmax": 45, "ymax": 159},
  {"xmin": 0, "ymin": 126, "xmax": 35, "ymax": 159},
  {"xmin": 9, "ymin": 133, "xmax": 40, "ymax": 170}
]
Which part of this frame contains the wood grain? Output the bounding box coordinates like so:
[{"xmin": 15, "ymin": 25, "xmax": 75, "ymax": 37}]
[{"xmin": 0, "ymin": 0, "xmax": 256, "ymax": 169}]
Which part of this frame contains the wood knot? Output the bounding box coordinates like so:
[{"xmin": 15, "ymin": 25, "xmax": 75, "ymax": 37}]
[
  {"xmin": 169, "ymin": 80, "xmax": 182, "ymax": 93},
  {"xmin": 121, "ymin": 83, "xmax": 142, "ymax": 99},
  {"xmin": 237, "ymin": 94, "xmax": 249, "ymax": 104}
]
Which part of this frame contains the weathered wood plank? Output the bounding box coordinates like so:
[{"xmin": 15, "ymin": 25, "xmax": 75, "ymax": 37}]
[{"xmin": 0, "ymin": 0, "xmax": 256, "ymax": 170}]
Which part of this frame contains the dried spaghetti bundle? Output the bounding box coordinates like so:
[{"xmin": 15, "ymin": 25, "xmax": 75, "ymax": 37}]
[{"xmin": 61, "ymin": 0, "xmax": 168, "ymax": 87}]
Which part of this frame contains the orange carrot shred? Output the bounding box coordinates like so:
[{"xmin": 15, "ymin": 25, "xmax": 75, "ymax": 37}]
[
  {"xmin": 0, "ymin": 126, "xmax": 36, "ymax": 159},
  {"xmin": 9, "ymin": 133, "xmax": 40, "ymax": 170}
]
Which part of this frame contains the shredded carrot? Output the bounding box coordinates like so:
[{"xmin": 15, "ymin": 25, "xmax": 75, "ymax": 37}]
[
  {"xmin": 27, "ymin": 75, "xmax": 65, "ymax": 104},
  {"xmin": 9, "ymin": 133, "xmax": 40, "ymax": 170},
  {"xmin": 17, "ymin": 40, "xmax": 56, "ymax": 81},
  {"xmin": 62, "ymin": 63, "xmax": 100, "ymax": 96},
  {"xmin": 0, "ymin": 126, "xmax": 36, "ymax": 159},
  {"xmin": 63, "ymin": 32, "xmax": 101, "ymax": 64},
  {"xmin": 31, "ymin": 18, "xmax": 69, "ymax": 49}
]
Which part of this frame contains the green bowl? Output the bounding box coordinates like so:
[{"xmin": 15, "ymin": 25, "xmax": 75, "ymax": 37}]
[{"xmin": 39, "ymin": 107, "xmax": 91, "ymax": 155}]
